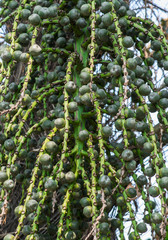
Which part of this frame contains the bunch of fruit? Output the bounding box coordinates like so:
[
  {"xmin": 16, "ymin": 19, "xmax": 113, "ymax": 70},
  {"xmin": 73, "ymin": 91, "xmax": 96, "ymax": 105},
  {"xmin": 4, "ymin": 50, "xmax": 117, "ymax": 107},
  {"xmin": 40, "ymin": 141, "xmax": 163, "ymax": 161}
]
[{"xmin": 0, "ymin": 0, "xmax": 168, "ymax": 239}]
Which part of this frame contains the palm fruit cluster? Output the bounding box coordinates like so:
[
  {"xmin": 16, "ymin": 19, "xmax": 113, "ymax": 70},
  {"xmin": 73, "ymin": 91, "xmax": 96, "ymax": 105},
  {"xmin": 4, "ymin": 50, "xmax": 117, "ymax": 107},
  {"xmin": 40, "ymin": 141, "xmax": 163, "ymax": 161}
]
[{"xmin": 0, "ymin": 0, "xmax": 168, "ymax": 239}]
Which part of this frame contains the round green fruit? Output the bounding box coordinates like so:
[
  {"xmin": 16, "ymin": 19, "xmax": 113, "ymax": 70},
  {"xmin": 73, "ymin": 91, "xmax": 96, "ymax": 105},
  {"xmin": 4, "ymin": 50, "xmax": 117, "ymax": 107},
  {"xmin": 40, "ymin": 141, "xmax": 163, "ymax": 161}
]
[
  {"xmin": 151, "ymin": 40, "xmax": 161, "ymax": 51},
  {"xmin": 76, "ymin": 18, "xmax": 87, "ymax": 28},
  {"xmin": 79, "ymin": 71, "xmax": 90, "ymax": 84},
  {"xmin": 0, "ymin": 171, "xmax": 8, "ymax": 182},
  {"xmin": 65, "ymin": 81, "xmax": 77, "ymax": 93},
  {"xmin": 126, "ymin": 58, "xmax": 137, "ymax": 70},
  {"xmin": 100, "ymin": 2, "xmax": 112, "ymax": 13},
  {"xmin": 39, "ymin": 153, "xmax": 51, "ymax": 165},
  {"xmin": 3, "ymin": 234, "xmax": 14, "ymax": 240},
  {"xmin": 121, "ymin": 149, "xmax": 134, "ymax": 161},
  {"xmin": 44, "ymin": 179, "xmax": 57, "ymax": 192},
  {"xmin": 125, "ymin": 118, "xmax": 136, "ymax": 130},
  {"xmin": 9, "ymin": 0, "xmax": 18, "ymax": 9},
  {"xmin": 28, "ymin": 14, "xmax": 41, "ymax": 25},
  {"xmin": 159, "ymin": 98, "xmax": 168, "ymax": 109},
  {"xmin": 80, "ymin": 4, "xmax": 91, "ymax": 17},
  {"xmin": 4, "ymin": 139, "xmax": 15, "ymax": 151},
  {"xmin": 159, "ymin": 177, "xmax": 168, "ymax": 189},
  {"xmin": 151, "ymin": 212, "xmax": 162, "ymax": 224},
  {"xmin": 122, "ymin": 36, "xmax": 134, "ymax": 48},
  {"xmin": 45, "ymin": 141, "xmax": 58, "ymax": 154},
  {"xmin": 143, "ymin": 142, "xmax": 154, "ymax": 154},
  {"xmin": 78, "ymin": 130, "xmax": 89, "ymax": 142},
  {"xmin": 111, "ymin": 218, "xmax": 121, "ymax": 229},
  {"xmin": 22, "ymin": 225, "xmax": 31, "ymax": 236},
  {"xmin": 26, "ymin": 199, "xmax": 38, "ymax": 212},
  {"xmin": 68, "ymin": 102, "xmax": 78, "ymax": 113},
  {"xmin": 21, "ymin": 9, "xmax": 31, "ymax": 20},
  {"xmin": 80, "ymin": 197, "xmax": 91, "ymax": 207},
  {"xmin": 102, "ymin": 13, "xmax": 113, "ymax": 27},
  {"xmin": 3, "ymin": 179, "xmax": 15, "ymax": 191},
  {"xmin": 107, "ymin": 104, "xmax": 118, "ymax": 116},
  {"xmin": 29, "ymin": 44, "xmax": 41, "ymax": 56},
  {"xmin": 139, "ymin": 84, "xmax": 151, "ymax": 96},
  {"xmin": 68, "ymin": 9, "xmax": 80, "ymax": 21},
  {"xmin": 126, "ymin": 160, "xmax": 136, "ymax": 171},
  {"xmin": 110, "ymin": 65, "xmax": 122, "ymax": 77},
  {"xmin": 99, "ymin": 222, "xmax": 110, "ymax": 234},
  {"xmin": 20, "ymin": 53, "xmax": 30, "ymax": 63},
  {"xmin": 148, "ymin": 186, "xmax": 159, "ymax": 197},
  {"xmin": 144, "ymin": 166, "xmax": 155, "ymax": 177},
  {"xmin": 144, "ymin": 214, "xmax": 151, "ymax": 224},
  {"xmin": 149, "ymin": 92, "xmax": 160, "ymax": 104},
  {"xmin": 14, "ymin": 205, "xmax": 24, "ymax": 217},
  {"xmin": 18, "ymin": 33, "xmax": 30, "ymax": 45},
  {"xmin": 126, "ymin": 188, "xmax": 137, "ymax": 198},
  {"xmin": 83, "ymin": 206, "xmax": 92, "ymax": 218},
  {"xmin": 54, "ymin": 118, "xmax": 65, "ymax": 129},
  {"xmin": 160, "ymin": 167, "xmax": 168, "ymax": 177},
  {"xmin": 60, "ymin": 16, "xmax": 70, "ymax": 26},
  {"xmin": 65, "ymin": 171, "xmax": 75, "ymax": 183},
  {"xmin": 1, "ymin": 50, "xmax": 12, "ymax": 62},
  {"xmin": 98, "ymin": 175, "xmax": 111, "ymax": 188},
  {"xmin": 136, "ymin": 175, "xmax": 147, "ymax": 187},
  {"xmin": 149, "ymin": 200, "xmax": 156, "ymax": 210},
  {"xmin": 136, "ymin": 222, "xmax": 147, "ymax": 233},
  {"xmin": 102, "ymin": 126, "xmax": 112, "ymax": 138}
]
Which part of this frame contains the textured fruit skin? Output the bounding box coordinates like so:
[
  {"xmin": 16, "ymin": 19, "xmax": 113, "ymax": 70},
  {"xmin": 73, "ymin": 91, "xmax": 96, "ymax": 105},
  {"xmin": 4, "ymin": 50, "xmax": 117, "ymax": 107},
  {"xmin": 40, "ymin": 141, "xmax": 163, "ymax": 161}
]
[
  {"xmin": 149, "ymin": 186, "xmax": 160, "ymax": 197},
  {"xmin": 0, "ymin": 171, "xmax": 8, "ymax": 182},
  {"xmin": 44, "ymin": 179, "xmax": 57, "ymax": 191},
  {"xmin": 121, "ymin": 149, "xmax": 134, "ymax": 161},
  {"xmin": 3, "ymin": 234, "xmax": 14, "ymax": 240},
  {"xmin": 136, "ymin": 175, "xmax": 147, "ymax": 187},
  {"xmin": 136, "ymin": 222, "xmax": 147, "ymax": 233},
  {"xmin": 144, "ymin": 166, "xmax": 155, "ymax": 177},
  {"xmin": 99, "ymin": 222, "xmax": 110, "ymax": 234},
  {"xmin": 100, "ymin": 2, "xmax": 112, "ymax": 13},
  {"xmin": 102, "ymin": 126, "xmax": 112, "ymax": 137},
  {"xmin": 26, "ymin": 199, "xmax": 38, "ymax": 213},
  {"xmin": 3, "ymin": 179, "xmax": 15, "ymax": 190},
  {"xmin": 29, "ymin": 44, "xmax": 42, "ymax": 56},
  {"xmin": 159, "ymin": 176, "xmax": 168, "ymax": 189},
  {"xmin": 139, "ymin": 84, "xmax": 151, "ymax": 96},
  {"xmin": 65, "ymin": 171, "xmax": 75, "ymax": 183},
  {"xmin": 126, "ymin": 187, "xmax": 137, "ymax": 198},
  {"xmin": 122, "ymin": 36, "xmax": 134, "ymax": 48},
  {"xmin": 1, "ymin": 50, "xmax": 12, "ymax": 62},
  {"xmin": 54, "ymin": 118, "xmax": 65, "ymax": 129},
  {"xmin": 14, "ymin": 205, "xmax": 24, "ymax": 217},
  {"xmin": 39, "ymin": 153, "xmax": 51, "ymax": 165},
  {"xmin": 28, "ymin": 14, "xmax": 41, "ymax": 25},
  {"xmin": 98, "ymin": 175, "xmax": 111, "ymax": 188},
  {"xmin": 83, "ymin": 206, "xmax": 92, "ymax": 218},
  {"xmin": 22, "ymin": 225, "xmax": 31, "ymax": 236},
  {"xmin": 65, "ymin": 81, "xmax": 77, "ymax": 93},
  {"xmin": 78, "ymin": 130, "xmax": 89, "ymax": 142},
  {"xmin": 151, "ymin": 212, "xmax": 162, "ymax": 224},
  {"xmin": 45, "ymin": 141, "xmax": 57, "ymax": 153}
]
